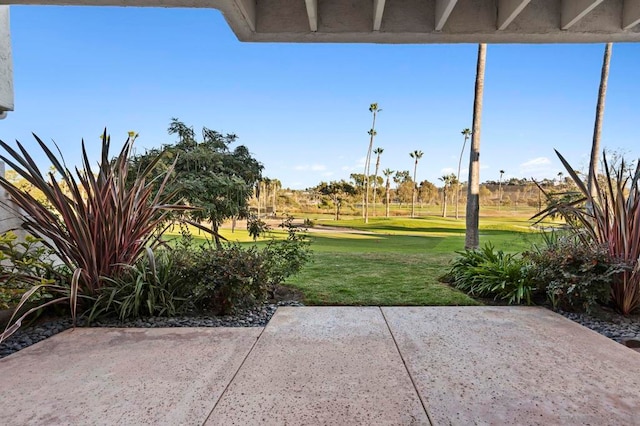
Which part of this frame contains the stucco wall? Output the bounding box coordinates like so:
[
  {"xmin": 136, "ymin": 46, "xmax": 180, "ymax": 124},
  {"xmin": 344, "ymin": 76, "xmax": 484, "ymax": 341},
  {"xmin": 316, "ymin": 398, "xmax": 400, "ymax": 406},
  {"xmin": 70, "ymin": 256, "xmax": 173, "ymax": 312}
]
[
  {"xmin": 0, "ymin": 161, "xmax": 25, "ymax": 238},
  {"xmin": 0, "ymin": 6, "xmax": 13, "ymax": 113}
]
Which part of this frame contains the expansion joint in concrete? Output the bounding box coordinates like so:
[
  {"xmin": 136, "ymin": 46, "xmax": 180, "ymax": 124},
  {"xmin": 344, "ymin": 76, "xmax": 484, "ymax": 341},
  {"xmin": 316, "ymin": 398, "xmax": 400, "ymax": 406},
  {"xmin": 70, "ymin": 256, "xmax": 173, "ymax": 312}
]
[
  {"xmin": 202, "ymin": 325, "xmax": 267, "ymax": 425},
  {"xmin": 379, "ymin": 307, "xmax": 434, "ymax": 426}
]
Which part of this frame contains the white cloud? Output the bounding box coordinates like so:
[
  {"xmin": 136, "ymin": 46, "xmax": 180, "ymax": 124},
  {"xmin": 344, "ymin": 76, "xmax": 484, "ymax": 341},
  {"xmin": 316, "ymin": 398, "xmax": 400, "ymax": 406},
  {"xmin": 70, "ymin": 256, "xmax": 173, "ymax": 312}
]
[
  {"xmin": 294, "ymin": 164, "xmax": 327, "ymax": 172},
  {"xmin": 441, "ymin": 167, "xmax": 455, "ymax": 174},
  {"xmin": 519, "ymin": 157, "xmax": 554, "ymax": 179},
  {"xmin": 341, "ymin": 157, "xmax": 367, "ymax": 173},
  {"xmin": 322, "ymin": 171, "xmax": 334, "ymax": 177},
  {"xmin": 520, "ymin": 157, "xmax": 551, "ymax": 169}
]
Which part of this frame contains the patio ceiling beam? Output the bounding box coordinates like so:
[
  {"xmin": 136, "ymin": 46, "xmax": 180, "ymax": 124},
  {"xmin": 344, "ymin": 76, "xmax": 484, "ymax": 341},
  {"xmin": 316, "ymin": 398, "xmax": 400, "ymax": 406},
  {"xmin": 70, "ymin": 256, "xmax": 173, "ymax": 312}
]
[
  {"xmin": 232, "ymin": 0, "xmax": 256, "ymax": 32},
  {"xmin": 561, "ymin": 0, "xmax": 604, "ymax": 30},
  {"xmin": 435, "ymin": 0, "xmax": 458, "ymax": 31},
  {"xmin": 623, "ymin": 0, "xmax": 640, "ymax": 29},
  {"xmin": 497, "ymin": 0, "xmax": 532, "ymax": 30},
  {"xmin": 304, "ymin": 0, "xmax": 318, "ymax": 32},
  {"xmin": 373, "ymin": 0, "xmax": 386, "ymax": 31}
]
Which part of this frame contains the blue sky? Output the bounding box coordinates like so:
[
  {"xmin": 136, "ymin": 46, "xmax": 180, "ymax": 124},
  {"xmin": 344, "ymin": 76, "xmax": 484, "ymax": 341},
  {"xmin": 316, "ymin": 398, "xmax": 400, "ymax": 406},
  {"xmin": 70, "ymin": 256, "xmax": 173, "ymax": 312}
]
[{"xmin": 2, "ymin": 6, "xmax": 639, "ymax": 189}]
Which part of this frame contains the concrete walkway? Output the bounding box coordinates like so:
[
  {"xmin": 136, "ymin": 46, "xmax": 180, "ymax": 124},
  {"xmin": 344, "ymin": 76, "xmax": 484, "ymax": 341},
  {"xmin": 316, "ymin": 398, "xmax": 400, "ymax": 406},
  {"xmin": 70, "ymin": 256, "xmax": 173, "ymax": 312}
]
[{"xmin": 1, "ymin": 307, "xmax": 639, "ymax": 425}]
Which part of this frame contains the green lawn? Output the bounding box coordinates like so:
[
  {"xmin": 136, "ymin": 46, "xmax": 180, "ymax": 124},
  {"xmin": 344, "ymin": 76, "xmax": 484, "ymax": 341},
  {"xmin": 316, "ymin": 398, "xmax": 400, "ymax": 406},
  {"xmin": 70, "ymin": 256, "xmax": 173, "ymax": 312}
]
[
  {"xmin": 283, "ymin": 216, "xmax": 542, "ymax": 306},
  {"xmin": 170, "ymin": 215, "xmax": 546, "ymax": 307}
]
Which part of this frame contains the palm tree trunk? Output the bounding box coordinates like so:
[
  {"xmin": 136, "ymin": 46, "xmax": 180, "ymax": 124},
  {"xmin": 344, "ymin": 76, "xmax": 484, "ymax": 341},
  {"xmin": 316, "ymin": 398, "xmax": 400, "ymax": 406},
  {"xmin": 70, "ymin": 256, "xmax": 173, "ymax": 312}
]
[
  {"xmin": 364, "ymin": 136, "xmax": 376, "ymax": 223},
  {"xmin": 411, "ymin": 162, "xmax": 417, "ymax": 218},
  {"xmin": 372, "ymin": 157, "xmax": 381, "ymax": 217},
  {"xmin": 587, "ymin": 42, "xmax": 612, "ymax": 200},
  {"xmin": 465, "ymin": 43, "xmax": 487, "ymax": 250},
  {"xmin": 455, "ymin": 135, "xmax": 468, "ymax": 220},
  {"xmin": 442, "ymin": 188, "xmax": 448, "ymax": 218},
  {"xmin": 385, "ymin": 179, "xmax": 391, "ymax": 217},
  {"xmin": 271, "ymin": 181, "xmax": 278, "ymax": 217}
]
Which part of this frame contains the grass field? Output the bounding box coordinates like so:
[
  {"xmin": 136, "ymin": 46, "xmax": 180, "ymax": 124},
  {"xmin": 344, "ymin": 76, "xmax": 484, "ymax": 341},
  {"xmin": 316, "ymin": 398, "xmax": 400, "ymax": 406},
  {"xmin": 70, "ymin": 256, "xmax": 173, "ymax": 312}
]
[
  {"xmin": 282, "ymin": 215, "xmax": 542, "ymax": 305},
  {"xmin": 174, "ymin": 213, "xmax": 546, "ymax": 307}
]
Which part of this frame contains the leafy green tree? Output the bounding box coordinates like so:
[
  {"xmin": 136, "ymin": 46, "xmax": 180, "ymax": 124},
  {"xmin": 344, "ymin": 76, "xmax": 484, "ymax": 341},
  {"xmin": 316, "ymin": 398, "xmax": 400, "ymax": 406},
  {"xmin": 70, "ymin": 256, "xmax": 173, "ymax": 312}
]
[
  {"xmin": 394, "ymin": 171, "xmax": 413, "ymax": 206},
  {"xmin": 418, "ymin": 180, "xmax": 439, "ymax": 206},
  {"xmin": 128, "ymin": 119, "xmax": 263, "ymax": 248},
  {"xmin": 316, "ymin": 180, "xmax": 356, "ymax": 220},
  {"xmin": 350, "ymin": 173, "xmax": 366, "ymax": 195}
]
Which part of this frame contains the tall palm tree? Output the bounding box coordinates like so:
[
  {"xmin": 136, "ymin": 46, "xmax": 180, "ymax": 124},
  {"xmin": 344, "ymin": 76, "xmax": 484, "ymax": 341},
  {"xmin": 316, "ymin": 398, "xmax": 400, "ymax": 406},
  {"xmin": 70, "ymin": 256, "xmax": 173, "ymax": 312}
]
[
  {"xmin": 498, "ymin": 169, "xmax": 505, "ymax": 210},
  {"xmin": 465, "ymin": 43, "xmax": 487, "ymax": 250},
  {"xmin": 439, "ymin": 174, "xmax": 457, "ymax": 218},
  {"xmin": 410, "ymin": 150, "xmax": 423, "ymax": 218},
  {"xmin": 262, "ymin": 177, "xmax": 271, "ymax": 216},
  {"xmin": 456, "ymin": 128, "xmax": 471, "ymax": 219},
  {"xmin": 371, "ymin": 147, "xmax": 384, "ymax": 217},
  {"xmin": 363, "ymin": 103, "xmax": 381, "ymax": 223},
  {"xmin": 587, "ymin": 42, "xmax": 613, "ymax": 201},
  {"xmin": 383, "ymin": 168, "xmax": 394, "ymax": 218},
  {"xmin": 271, "ymin": 178, "xmax": 281, "ymax": 216}
]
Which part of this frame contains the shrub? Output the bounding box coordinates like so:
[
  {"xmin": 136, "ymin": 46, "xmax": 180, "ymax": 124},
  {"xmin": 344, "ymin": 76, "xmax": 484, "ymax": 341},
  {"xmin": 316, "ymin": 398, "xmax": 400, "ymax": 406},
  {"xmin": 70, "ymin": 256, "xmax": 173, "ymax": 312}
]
[
  {"xmin": 88, "ymin": 250, "xmax": 194, "ymax": 321},
  {"xmin": 449, "ymin": 243, "xmax": 535, "ymax": 305},
  {"xmin": 0, "ymin": 232, "xmax": 69, "ymax": 321},
  {"xmin": 534, "ymin": 151, "xmax": 640, "ymax": 314},
  {"xmin": 167, "ymin": 217, "xmax": 311, "ymax": 315},
  {"xmin": 247, "ymin": 215, "xmax": 270, "ymax": 241},
  {"xmin": 525, "ymin": 236, "xmax": 622, "ymax": 313},
  {"xmin": 187, "ymin": 244, "xmax": 270, "ymax": 315},
  {"xmin": 0, "ymin": 131, "xmax": 197, "ymax": 342},
  {"xmin": 262, "ymin": 217, "xmax": 312, "ymax": 297}
]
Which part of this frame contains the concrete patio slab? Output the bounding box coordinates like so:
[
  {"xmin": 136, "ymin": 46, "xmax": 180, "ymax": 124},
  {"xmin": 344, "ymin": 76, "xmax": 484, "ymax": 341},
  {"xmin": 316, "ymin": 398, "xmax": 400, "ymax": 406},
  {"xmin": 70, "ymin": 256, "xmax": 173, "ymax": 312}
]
[
  {"xmin": 206, "ymin": 307, "xmax": 429, "ymax": 425},
  {"xmin": 382, "ymin": 306, "xmax": 640, "ymax": 426},
  {"xmin": 0, "ymin": 327, "xmax": 261, "ymax": 425}
]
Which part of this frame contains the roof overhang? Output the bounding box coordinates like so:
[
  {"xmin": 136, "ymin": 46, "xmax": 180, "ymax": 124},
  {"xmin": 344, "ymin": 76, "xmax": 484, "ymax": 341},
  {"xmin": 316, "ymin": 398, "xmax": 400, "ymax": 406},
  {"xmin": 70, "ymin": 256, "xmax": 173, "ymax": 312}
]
[{"xmin": 4, "ymin": 0, "xmax": 640, "ymax": 43}]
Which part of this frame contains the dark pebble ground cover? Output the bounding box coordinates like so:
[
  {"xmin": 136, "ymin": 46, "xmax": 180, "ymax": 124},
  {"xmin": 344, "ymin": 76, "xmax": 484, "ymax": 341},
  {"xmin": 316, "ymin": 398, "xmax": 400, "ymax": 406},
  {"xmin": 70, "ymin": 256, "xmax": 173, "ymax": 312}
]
[{"xmin": 1, "ymin": 303, "xmax": 638, "ymax": 359}]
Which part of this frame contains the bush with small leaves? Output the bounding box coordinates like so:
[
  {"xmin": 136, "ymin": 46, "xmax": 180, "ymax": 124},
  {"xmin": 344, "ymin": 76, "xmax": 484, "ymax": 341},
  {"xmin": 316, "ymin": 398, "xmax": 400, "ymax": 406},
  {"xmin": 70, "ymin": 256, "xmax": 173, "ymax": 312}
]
[{"xmin": 525, "ymin": 236, "xmax": 624, "ymax": 313}]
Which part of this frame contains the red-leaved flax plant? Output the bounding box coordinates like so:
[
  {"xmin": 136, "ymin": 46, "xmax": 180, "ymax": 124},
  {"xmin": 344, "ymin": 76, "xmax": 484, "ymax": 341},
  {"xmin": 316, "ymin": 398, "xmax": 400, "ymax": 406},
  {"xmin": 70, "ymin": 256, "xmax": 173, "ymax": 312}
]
[
  {"xmin": 0, "ymin": 130, "xmax": 197, "ymax": 341},
  {"xmin": 534, "ymin": 150, "xmax": 640, "ymax": 315}
]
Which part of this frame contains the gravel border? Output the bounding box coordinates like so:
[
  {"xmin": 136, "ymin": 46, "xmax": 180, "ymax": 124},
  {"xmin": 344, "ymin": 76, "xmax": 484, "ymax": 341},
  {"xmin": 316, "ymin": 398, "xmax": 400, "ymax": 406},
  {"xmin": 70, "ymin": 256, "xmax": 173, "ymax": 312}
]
[
  {"xmin": 557, "ymin": 310, "xmax": 640, "ymax": 344},
  {"xmin": 2, "ymin": 303, "xmax": 638, "ymax": 359},
  {"xmin": 0, "ymin": 300, "xmax": 303, "ymax": 359}
]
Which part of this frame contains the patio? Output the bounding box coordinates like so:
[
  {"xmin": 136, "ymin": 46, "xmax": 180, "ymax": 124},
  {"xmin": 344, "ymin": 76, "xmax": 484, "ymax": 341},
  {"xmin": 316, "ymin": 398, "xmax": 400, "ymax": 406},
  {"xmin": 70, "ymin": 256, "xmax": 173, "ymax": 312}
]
[{"xmin": 1, "ymin": 306, "xmax": 639, "ymax": 425}]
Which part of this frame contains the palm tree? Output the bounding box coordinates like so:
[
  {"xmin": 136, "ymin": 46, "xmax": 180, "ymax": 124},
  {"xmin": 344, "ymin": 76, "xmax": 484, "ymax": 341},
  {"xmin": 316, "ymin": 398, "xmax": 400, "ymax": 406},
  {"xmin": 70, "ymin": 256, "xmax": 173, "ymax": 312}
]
[
  {"xmin": 456, "ymin": 128, "xmax": 471, "ymax": 220},
  {"xmin": 271, "ymin": 178, "xmax": 281, "ymax": 216},
  {"xmin": 410, "ymin": 150, "xmax": 423, "ymax": 218},
  {"xmin": 498, "ymin": 169, "xmax": 505, "ymax": 210},
  {"xmin": 440, "ymin": 174, "xmax": 457, "ymax": 218},
  {"xmin": 587, "ymin": 42, "xmax": 613, "ymax": 201},
  {"xmin": 363, "ymin": 103, "xmax": 382, "ymax": 223},
  {"xmin": 262, "ymin": 177, "xmax": 271, "ymax": 216},
  {"xmin": 383, "ymin": 168, "xmax": 394, "ymax": 218},
  {"xmin": 371, "ymin": 147, "xmax": 384, "ymax": 217},
  {"xmin": 465, "ymin": 43, "xmax": 487, "ymax": 250}
]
